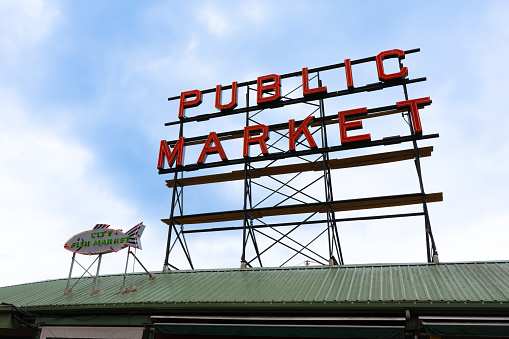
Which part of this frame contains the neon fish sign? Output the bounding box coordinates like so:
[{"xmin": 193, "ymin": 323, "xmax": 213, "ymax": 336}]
[{"xmin": 64, "ymin": 223, "xmax": 145, "ymax": 255}]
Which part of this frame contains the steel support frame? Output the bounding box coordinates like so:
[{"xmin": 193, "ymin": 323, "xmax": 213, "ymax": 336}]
[
  {"xmin": 162, "ymin": 48, "xmax": 440, "ymax": 269},
  {"xmin": 245, "ymin": 207, "xmax": 329, "ymax": 267},
  {"xmin": 121, "ymin": 247, "xmax": 156, "ymax": 294},
  {"xmin": 64, "ymin": 253, "xmax": 103, "ymax": 296},
  {"xmin": 236, "ymin": 78, "xmax": 339, "ymax": 268}
]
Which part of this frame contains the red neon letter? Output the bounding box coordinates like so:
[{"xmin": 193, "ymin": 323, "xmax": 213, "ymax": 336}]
[
  {"xmin": 257, "ymin": 74, "xmax": 281, "ymax": 104},
  {"xmin": 302, "ymin": 68, "xmax": 327, "ymax": 96},
  {"xmin": 243, "ymin": 124, "xmax": 269, "ymax": 157},
  {"xmin": 397, "ymin": 97, "xmax": 431, "ymax": 134},
  {"xmin": 215, "ymin": 82, "xmax": 238, "ymax": 110},
  {"xmin": 289, "ymin": 116, "xmax": 317, "ymax": 151},
  {"xmin": 338, "ymin": 108, "xmax": 371, "ymax": 144},
  {"xmin": 157, "ymin": 138, "xmax": 185, "ymax": 169},
  {"xmin": 178, "ymin": 90, "xmax": 202, "ymax": 118},
  {"xmin": 197, "ymin": 132, "xmax": 227, "ymax": 164},
  {"xmin": 376, "ymin": 49, "xmax": 408, "ymax": 81},
  {"xmin": 344, "ymin": 59, "xmax": 354, "ymax": 88}
]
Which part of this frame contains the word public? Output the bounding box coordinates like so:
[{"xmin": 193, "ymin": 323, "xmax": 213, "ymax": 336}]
[{"xmin": 158, "ymin": 49, "xmax": 430, "ymax": 169}]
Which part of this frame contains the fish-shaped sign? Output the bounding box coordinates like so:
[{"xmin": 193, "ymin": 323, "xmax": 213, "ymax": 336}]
[{"xmin": 64, "ymin": 222, "xmax": 145, "ymax": 255}]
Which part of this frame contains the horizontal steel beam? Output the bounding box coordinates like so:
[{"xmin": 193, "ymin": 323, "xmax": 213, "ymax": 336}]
[
  {"xmin": 166, "ymin": 147, "xmax": 433, "ymax": 188},
  {"xmin": 161, "ymin": 192, "xmax": 442, "ymax": 225},
  {"xmin": 181, "ymin": 212, "xmax": 425, "ymax": 234}
]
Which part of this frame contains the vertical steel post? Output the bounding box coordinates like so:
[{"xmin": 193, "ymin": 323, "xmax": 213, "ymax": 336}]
[
  {"xmin": 164, "ymin": 119, "xmax": 186, "ymax": 270},
  {"xmin": 64, "ymin": 252, "xmax": 76, "ymax": 296},
  {"xmin": 240, "ymin": 86, "xmax": 263, "ymax": 268},
  {"xmin": 122, "ymin": 248, "xmax": 130, "ymax": 288},
  {"xmin": 318, "ymin": 73, "xmax": 343, "ymax": 265},
  {"xmin": 66, "ymin": 252, "xmax": 76, "ymax": 290},
  {"xmin": 91, "ymin": 254, "xmax": 102, "ymax": 295},
  {"xmin": 241, "ymin": 86, "xmax": 251, "ymax": 268},
  {"xmin": 399, "ymin": 58, "xmax": 438, "ymax": 263}
]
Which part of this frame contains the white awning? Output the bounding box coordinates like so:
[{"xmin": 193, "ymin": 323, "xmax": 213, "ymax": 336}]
[{"xmin": 39, "ymin": 326, "xmax": 144, "ymax": 339}]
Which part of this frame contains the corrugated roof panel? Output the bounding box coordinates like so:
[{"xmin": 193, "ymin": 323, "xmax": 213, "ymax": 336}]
[
  {"xmin": 354, "ymin": 266, "xmax": 368, "ymax": 301},
  {"xmin": 366, "ymin": 265, "xmax": 378, "ymax": 301},
  {"xmin": 445, "ymin": 264, "xmax": 473, "ymax": 300},
  {"xmin": 414, "ymin": 266, "xmax": 432, "ymax": 300},
  {"xmin": 393, "ymin": 266, "xmax": 406, "ymax": 301},
  {"xmin": 308, "ymin": 267, "xmax": 332, "ymax": 301},
  {"xmin": 278, "ymin": 268, "xmax": 308, "ymax": 301},
  {"xmin": 343, "ymin": 266, "xmax": 358, "ymax": 301},
  {"xmin": 377, "ymin": 265, "xmax": 390, "ymax": 301},
  {"xmin": 282, "ymin": 268, "xmax": 313, "ymax": 302},
  {"xmin": 301, "ymin": 268, "xmax": 325, "ymax": 301},
  {"xmin": 461, "ymin": 263, "xmax": 497, "ymax": 300},
  {"xmin": 455, "ymin": 264, "xmax": 486, "ymax": 301},
  {"xmin": 1, "ymin": 262, "xmax": 509, "ymax": 311},
  {"xmin": 254, "ymin": 269, "xmax": 285, "ymax": 301},
  {"xmin": 479, "ymin": 262, "xmax": 509, "ymax": 300},
  {"xmin": 424, "ymin": 264, "xmax": 445, "ymax": 301},
  {"xmin": 466, "ymin": 263, "xmax": 498, "ymax": 301},
  {"xmin": 432, "ymin": 264, "xmax": 459, "ymax": 300}
]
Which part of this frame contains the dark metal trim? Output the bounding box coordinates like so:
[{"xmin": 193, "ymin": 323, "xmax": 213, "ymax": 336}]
[
  {"xmin": 151, "ymin": 315, "xmax": 407, "ymax": 321},
  {"xmin": 181, "ymin": 212, "xmax": 425, "ymax": 234}
]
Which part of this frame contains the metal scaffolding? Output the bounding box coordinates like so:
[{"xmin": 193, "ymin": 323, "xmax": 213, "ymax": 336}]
[{"xmin": 161, "ymin": 48, "xmax": 440, "ymax": 271}]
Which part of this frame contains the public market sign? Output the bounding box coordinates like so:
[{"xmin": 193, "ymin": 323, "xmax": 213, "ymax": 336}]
[
  {"xmin": 157, "ymin": 49, "xmax": 431, "ymax": 172},
  {"xmin": 158, "ymin": 48, "xmax": 442, "ymax": 268},
  {"xmin": 64, "ymin": 222, "xmax": 145, "ymax": 255}
]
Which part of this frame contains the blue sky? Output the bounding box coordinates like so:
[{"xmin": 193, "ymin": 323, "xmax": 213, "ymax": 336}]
[{"xmin": 1, "ymin": 0, "xmax": 509, "ymax": 287}]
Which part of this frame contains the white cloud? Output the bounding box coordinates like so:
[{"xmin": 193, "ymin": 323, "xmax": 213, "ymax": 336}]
[
  {"xmin": 438, "ymin": 213, "xmax": 509, "ymax": 262},
  {"xmin": 0, "ymin": 87, "xmax": 138, "ymax": 287},
  {"xmin": 239, "ymin": 0, "xmax": 274, "ymax": 23},
  {"xmin": 196, "ymin": 0, "xmax": 275, "ymax": 38},
  {"xmin": 0, "ymin": 0, "xmax": 61, "ymax": 53},
  {"xmin": 198, "ymin": 3, "xmax": 228, "ymax": 37}
]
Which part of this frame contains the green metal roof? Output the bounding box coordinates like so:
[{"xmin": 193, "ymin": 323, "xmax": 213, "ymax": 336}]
[{"xmin": 1, "ymin": 261, "xmax": 508, "ymax": 312}]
